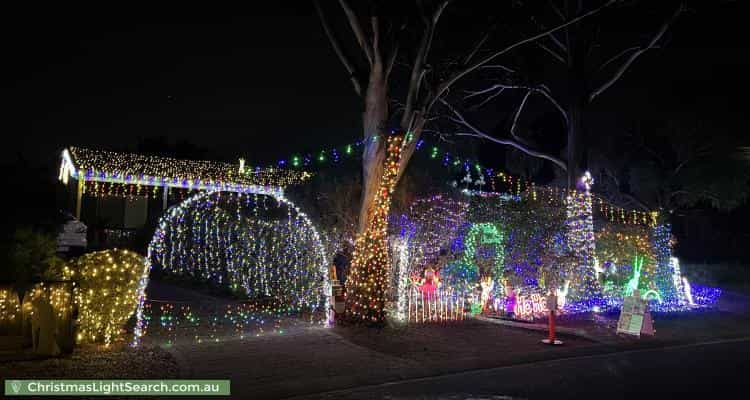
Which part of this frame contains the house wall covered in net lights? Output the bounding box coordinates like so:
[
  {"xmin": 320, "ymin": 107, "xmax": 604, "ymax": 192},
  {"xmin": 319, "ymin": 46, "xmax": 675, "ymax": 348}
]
[{"xmin": 390, "ymin": 178, "xmax": 720, "ymax": 322}]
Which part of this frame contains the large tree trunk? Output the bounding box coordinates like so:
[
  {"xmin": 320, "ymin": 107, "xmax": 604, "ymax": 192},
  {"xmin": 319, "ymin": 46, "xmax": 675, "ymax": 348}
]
[
  {"xmin": 357, "ymin": 65, "xmax": 389, "ymax": 235},
  {"xmin": 345, "ymin": 59, "xmax": 427, "ymax": 324},
  {"xmin": 345, "ymin": 62, "xmax": 397, "ymax": 324},
  {"xmin": 564, "ymin": 0, "xmax": 587, "ymax": 190},
  {"xmin": 566, "ymin": 98, "xmax": 584, "ymax": 189}
]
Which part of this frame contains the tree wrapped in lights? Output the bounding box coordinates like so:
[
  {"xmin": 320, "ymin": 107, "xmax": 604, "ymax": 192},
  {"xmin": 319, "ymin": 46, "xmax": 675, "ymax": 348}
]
[
  {"xmin": 650, "ymin": 223, "xmax": 682, "ymax": 306},
  {"xmin": 63, "ymin": 249, "xmax": 148, "ymax": 345},
  {"xmin": 565, "ymin": 191, "xmax": 601, "ymax": 302},
  {"xmin": 345, "ymin": 135, "xmax": 404, "ymax": 324}
]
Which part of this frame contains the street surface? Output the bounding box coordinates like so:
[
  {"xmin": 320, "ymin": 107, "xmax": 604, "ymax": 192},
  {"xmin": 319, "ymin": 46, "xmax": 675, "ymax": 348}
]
[{"xmin": 296, "ymin": 337, "xmax": 750, "ymax": 399}]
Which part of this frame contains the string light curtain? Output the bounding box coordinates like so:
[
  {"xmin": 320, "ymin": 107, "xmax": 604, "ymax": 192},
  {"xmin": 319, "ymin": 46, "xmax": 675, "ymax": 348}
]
[{"xmin": 133, "ymin": 190, "xmax": 329, "ymax": 345}]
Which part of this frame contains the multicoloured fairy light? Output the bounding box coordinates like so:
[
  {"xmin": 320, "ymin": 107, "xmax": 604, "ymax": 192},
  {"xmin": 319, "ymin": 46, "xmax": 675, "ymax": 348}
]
[
  {"xmin": 60, "ymin": 148, "xmax": 310, "ymax": 197},
  {"xmin": 135, "ymin": 300, "xmax": 294, "ymax": 345},
  {"xmin": 651, "ymin": 223, "xmax": 682, "ymax": 306},
  {"xmin": 670, "ymin": 257, "xmax": 688, "ymax": 305},
  {"xmin": 391, "ymin": 168, "xmax": 720, "ymax": 318},
  {"xmin": 391, "ymin": 195, "xmax": 471, "ymax": 322},
  {"xmin": 393, "ymin": 238, "xmax": 410, "ymax": 322},
  {"xmin": 345, "ymin": 135, "xmax": 405, "ymax": 324},
  {"xmin": 565, "ymin": 188, "xmax": 600, "ymax": 302},
  {"xmin": 460, "ymin": 223, "xmax": 505, "ymax": 283},
  {"xmin": 133, "ymin": 190, "xmax": 329, "ymax": 346}
]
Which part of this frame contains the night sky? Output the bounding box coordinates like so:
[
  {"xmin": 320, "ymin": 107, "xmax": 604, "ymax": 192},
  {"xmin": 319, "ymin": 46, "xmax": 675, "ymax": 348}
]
[
  {"xmin": 5, "ymin": 3, "xmax": 361, "ymax": 167},
  {"xmin": 4, "ymin": 2, "xmax": 748, "ymax": 168}
]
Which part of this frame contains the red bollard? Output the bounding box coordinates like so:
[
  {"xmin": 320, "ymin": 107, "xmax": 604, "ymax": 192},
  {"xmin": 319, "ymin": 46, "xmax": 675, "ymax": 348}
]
[{"xmin": 542, "ymin": 294, "xmax": 563, "ymax": 345}]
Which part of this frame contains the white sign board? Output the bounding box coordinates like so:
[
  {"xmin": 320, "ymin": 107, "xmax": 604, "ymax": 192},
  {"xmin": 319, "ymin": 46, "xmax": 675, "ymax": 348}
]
[{"xmin": 617, "ymin": 295, "xmax": 646, "ymax": 337}]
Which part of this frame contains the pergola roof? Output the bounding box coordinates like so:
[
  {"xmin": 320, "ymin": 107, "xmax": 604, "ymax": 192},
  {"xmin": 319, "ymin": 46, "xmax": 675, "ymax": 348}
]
[{"xmin": 60, "ymin": 146, "xmax": 311, "ymax": 194}]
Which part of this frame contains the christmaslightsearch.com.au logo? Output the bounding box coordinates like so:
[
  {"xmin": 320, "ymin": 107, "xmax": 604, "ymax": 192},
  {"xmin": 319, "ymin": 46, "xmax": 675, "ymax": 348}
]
[{"xmin": 4, "ymin": 380, "xmax": 230, "ymax": 396}]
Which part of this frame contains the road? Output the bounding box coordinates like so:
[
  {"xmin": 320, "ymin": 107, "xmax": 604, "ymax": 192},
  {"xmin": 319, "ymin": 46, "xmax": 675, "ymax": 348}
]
[{"xmin": 294, "ymin": 337, "xmax": 750, "ymax": 400}]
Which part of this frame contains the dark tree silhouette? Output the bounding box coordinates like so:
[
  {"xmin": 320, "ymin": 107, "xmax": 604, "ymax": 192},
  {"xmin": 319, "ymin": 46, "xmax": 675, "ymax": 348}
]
[
  {"xmin": 315, "ymin": 0, "xmax": 613, "ymax": 322},
  {"xmin": 443, "ymin": 1, "xmax": 685, "ymax": 187}
]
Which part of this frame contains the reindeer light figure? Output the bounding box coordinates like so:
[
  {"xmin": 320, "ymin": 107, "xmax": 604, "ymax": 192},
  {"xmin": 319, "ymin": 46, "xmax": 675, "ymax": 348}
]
[{"xmin": 624, "ymin": 255, "xmax": 644, "ymax": 297}]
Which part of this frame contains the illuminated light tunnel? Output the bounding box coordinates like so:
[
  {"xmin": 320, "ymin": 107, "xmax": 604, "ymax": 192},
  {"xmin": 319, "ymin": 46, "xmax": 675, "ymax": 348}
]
[{"xmin": 132, "ymin": 191, "xmax": 329, "ymax": 345}]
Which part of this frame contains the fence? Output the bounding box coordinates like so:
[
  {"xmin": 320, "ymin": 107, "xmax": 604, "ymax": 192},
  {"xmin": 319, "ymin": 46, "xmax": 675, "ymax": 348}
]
[{"xmin": 406, "ymin": 287, "xmax": 465, "ymax": 323}]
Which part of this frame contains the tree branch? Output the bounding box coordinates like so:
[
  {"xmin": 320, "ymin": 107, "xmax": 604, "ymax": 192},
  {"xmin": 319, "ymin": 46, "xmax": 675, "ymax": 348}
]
[
  {"xmin": 510, "ymin": 90, "xmax": 533, "ymax": 143},
  {"xmin": 314, "ymin": 0, "xmax": 362, "ymax": 96},
  {"xmin": 401, "ymin": 0, "xmax": 450, "ymax": 128},
  {"xmin": 589, "ymin": 4, "xmax": 685, "ymax": 102},
  {"xmin": 465, "ymin": 83, "xmax": 568, "ymax": 126},
  {"xmin": 530, "ymin": 14, "xmax": 567, "ymax": 53},
  {"xmin": 441, "ymin": 99, "xmax": 568, "ymax": 171},
  {"xmin": 463, "ymin": 28, "xmax": 492, "ymax": 65},
  {"xmin": 534, "ymin": 40, "xmax": 566, "ymax": 64},
  {"xmin": 428, "ymin": 0, "xmax": 616, "ymax": 112},
  {"xmin": 371, "ymin": 16, "xmax": 381, "ymax": 65},
  {"xmin": 548, "ymin": 0, "xmax": 566, "ymax": 22},
  {"xmin": 622, "ymin": 193, "xmax": 650, "ymax": 212},
  {"xmin": 385, "ymin": 41, "xmax": 400, "ymax": 79},
  {"xmin": 479, "ymin": 64, "xmax": 516, "ymax": 73},
  {"xmin": 467, "ymin": 87, "xmax": 505, "ymax": 109},
  {"xmin": 597, "ymin": 46, "xmax": 639, "ymax": 71},
  {"xmin": 338, "ymin": 0, "xmax": 374, "ymax": 66},
  {"xmin": 547, "ymin": 32, "xmax": 568, "ymax": 53}
]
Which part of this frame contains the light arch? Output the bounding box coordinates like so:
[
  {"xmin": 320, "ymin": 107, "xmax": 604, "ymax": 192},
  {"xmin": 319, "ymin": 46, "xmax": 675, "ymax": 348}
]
[{"xmin": 132, "ymin": 190, "xmax": 329, "ymax": 345}]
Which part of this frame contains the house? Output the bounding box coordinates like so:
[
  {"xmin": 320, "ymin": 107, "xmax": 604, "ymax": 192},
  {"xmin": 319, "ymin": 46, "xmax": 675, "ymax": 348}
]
[{"xmin": 58, "ymin": 147, "xmax": 311, "ymax": 250}]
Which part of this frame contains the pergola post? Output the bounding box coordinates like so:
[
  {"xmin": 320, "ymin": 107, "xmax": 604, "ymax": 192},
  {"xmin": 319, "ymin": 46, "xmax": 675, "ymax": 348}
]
[
  {"xmin": 75, "ymin": 178, "xmax": 84, "ymax": 220},
  {"xmin": 162, "ymin": 187, "xmax": 169, "ymax": 211}
]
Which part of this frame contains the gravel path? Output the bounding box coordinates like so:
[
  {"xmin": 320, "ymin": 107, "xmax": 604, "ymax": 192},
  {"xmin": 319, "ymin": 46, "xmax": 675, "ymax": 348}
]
[{"xmin": 0, "ymin": 343, "xmax": 179, "ymax": 379}]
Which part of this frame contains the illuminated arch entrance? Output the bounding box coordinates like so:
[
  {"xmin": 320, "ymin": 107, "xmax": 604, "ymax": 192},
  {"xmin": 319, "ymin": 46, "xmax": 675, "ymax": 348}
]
[{"xmin": 132, "ymin": 191, "xmax": 329, "ymax": 345}]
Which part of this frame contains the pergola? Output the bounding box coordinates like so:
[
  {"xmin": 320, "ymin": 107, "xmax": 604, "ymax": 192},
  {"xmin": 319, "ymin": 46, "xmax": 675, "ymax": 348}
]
[{"xmin": 59, "ymin": 147, "xmax": 312, "ymax": 218}]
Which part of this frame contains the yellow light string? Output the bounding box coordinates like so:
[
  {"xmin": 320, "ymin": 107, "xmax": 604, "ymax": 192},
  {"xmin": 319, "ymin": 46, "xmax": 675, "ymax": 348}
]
[
  {"xmin": 63, "ymin": 147, "xmax": 311, "ymax": 197},
  {"xmin": 64, "ymin": 249, "xmax": 148, "ymax": 345}
]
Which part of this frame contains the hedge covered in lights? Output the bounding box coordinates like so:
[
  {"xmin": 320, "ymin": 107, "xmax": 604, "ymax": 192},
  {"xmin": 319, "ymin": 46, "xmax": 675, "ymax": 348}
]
[
  {"xmin": 392, "ymin": 185, "xmax": 716, "ymax": 322},
  {"xmin": 63, "ymin": 249, "xmax": 149, "ymax": 344}
]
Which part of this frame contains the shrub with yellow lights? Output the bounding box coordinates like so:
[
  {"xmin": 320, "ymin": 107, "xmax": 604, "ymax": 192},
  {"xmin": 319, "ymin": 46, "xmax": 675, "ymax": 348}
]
[
  {"xmin": 595, "ymin": 225, "xmax": 657, "ymax": 293},
  {"xmin": 0, "ymin": 288, "xmax": 22, "ymax": 334},
  {"xmin": 64, "ymin": 249, "xmax": 149, "ymax": 345}
]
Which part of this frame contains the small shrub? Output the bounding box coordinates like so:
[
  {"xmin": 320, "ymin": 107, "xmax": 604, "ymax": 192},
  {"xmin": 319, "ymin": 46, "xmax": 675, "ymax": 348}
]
[
  {"xmin": 64, "ymin": 249, "xmax": 148, "ymax": 345},
  {"xmin": 3, "ymin": 227, "xmax": 64, "ymax": 284}
]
